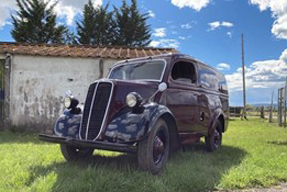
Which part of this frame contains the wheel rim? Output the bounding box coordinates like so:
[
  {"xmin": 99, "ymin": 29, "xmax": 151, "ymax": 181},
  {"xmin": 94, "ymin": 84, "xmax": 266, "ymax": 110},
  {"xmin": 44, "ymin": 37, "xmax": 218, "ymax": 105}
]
[{"xmin": 153, "ymin": 131, "xmax": 166, "ymax": 165}]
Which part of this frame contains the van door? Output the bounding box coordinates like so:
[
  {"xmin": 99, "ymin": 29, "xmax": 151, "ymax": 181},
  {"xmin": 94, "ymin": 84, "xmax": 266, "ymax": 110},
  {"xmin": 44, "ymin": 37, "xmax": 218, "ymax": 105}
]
[
  {"xmin": 197, "ymin": 64, "xmax": 217, "ymax": 134},
  {"xmin": 166, "ymin": 60, "xmax": 200, "ymax": 133}
]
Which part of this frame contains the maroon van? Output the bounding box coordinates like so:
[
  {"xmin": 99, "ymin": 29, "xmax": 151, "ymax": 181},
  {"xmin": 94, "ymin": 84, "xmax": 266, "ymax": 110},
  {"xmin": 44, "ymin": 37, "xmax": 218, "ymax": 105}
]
[{"xmin": 39, "ymin": 53, "xmax": 229, "ymax": 174}]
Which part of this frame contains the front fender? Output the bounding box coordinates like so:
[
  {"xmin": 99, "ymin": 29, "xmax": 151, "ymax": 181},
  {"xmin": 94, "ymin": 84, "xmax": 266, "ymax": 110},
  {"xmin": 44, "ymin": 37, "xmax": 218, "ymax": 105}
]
[
  {"xmin": 104, "ymin": 103, "xmax": 174, "ymax": 143},
  {"xmin": 54, "ymin": 110, "xmax": 82, "ymax": 138}
]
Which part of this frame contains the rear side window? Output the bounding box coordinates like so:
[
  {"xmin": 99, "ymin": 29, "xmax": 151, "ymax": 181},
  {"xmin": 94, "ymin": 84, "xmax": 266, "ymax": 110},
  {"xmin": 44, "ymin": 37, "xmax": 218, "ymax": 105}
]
[
  {"xmin": 198, "ymin": 65, "xmax": 219, "ymax": 90},
  {"xmin": 171, "ymin": 61, "xmax": 197, "ymax": 84}
]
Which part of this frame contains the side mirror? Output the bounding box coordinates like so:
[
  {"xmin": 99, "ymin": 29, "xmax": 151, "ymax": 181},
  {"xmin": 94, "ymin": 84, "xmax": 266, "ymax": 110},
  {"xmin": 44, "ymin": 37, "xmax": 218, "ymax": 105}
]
[
  {"xmin": 158, "ymin": 82, "xmax": 167, "ymax": 92},
  {"xmin": 148, "ymin": 82, "xmax": 167, "ymax": 102}
]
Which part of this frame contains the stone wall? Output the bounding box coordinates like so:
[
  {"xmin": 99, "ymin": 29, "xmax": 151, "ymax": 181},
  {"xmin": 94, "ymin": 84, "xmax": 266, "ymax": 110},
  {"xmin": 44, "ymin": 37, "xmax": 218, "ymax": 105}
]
[{"xmin": 5, "ymin": 54, "xmax": 118, "ymax": 132}]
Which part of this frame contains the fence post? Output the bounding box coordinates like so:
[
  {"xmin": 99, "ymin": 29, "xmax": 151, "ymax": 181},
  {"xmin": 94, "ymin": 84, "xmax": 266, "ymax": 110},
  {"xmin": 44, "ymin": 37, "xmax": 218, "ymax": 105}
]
[
  {"xmin": 278, "ymin": 88, "xmax": 285, "ymax": 127},
  {"xmin": 269, "ymin": 91, "xmax": 274, "ymax": 123},
  {"xmin": 277, "ymin": 89, "xmax": 280, "ymax": 126}
]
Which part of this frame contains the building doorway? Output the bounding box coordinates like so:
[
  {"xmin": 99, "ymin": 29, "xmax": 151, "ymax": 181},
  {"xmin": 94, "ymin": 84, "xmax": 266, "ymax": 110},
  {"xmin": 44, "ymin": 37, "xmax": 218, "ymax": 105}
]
[{"xmin": 0, "ymin": 60, "xmax": 5, "ymax": 125}]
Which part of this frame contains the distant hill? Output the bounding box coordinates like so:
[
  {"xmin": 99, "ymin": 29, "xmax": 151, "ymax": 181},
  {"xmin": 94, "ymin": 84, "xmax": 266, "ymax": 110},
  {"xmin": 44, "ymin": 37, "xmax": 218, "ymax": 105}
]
[{"xmin": 230, "ymin": 103, "xmax": 278, "ymax": 108}]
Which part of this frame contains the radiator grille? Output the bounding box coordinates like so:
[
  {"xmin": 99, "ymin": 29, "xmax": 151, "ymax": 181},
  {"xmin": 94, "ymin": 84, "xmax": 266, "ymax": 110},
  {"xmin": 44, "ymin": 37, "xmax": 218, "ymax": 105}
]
[{"xmin": 80, "ymin": 82, "xmax": 113, "ymax": 140}]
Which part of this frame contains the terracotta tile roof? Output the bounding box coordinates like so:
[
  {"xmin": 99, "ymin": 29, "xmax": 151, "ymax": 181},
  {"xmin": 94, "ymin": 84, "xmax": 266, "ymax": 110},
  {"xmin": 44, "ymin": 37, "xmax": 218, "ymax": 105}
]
[{"xmin": 0, "ymin": 42, "xmax": 178, "ymax": 59}]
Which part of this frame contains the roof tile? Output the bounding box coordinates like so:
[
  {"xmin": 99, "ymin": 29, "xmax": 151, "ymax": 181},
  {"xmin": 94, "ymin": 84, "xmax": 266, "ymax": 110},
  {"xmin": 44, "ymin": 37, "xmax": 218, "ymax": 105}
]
[{"xmin": 0, "ymin": 42, "xmax": 178, "ymax": 59}]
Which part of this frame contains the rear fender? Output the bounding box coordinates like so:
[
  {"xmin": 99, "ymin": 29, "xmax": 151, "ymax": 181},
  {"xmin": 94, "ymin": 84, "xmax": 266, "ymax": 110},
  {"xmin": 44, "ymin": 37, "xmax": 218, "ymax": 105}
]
[{"xmin": 208, "ymin": 108, "xmax": 223, "ymax": 137}]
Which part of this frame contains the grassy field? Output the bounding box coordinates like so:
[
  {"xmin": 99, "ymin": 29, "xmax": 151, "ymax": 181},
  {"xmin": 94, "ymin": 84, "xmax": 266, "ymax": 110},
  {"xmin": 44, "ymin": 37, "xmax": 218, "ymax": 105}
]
[{"xmin": 1, "ymin": 118, "xmax": 287, "ymax": 192}]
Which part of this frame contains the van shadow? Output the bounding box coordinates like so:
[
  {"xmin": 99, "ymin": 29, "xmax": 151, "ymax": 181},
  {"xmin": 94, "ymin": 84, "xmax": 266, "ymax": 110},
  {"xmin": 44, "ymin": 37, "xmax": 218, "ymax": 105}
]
[{"xmin": 28, "ymin": 143, "xmax": 247, "ymax": 192}]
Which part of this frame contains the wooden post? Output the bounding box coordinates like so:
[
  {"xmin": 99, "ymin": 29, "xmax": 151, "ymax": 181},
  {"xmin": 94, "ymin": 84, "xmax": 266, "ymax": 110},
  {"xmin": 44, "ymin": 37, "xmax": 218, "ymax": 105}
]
[
  {"xmin": 277, "ymin": 89, "xmax": 280, "ymax": 125},
  {"xmin": 241, "ymin": 34, "xmax": 248, "ymax": 120},
  {"xmin": 99, "ymin": 58, "xmax": 104, "ymax": 79},
  {"xmin": 284, "ymin": 77, "xmax": 287, "ymax": 127},
  {"xmin": 278, "ymin": 88, "xmax": 284, "ymax": 127},
  {"xmin": 269, "ymin": 91, "xmax": 274, "ymax": 123}
]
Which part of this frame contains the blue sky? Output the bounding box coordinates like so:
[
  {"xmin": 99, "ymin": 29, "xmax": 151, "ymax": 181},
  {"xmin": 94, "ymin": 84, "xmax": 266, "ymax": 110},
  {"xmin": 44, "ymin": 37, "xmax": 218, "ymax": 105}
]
[{"xmin": 0, "ymin": 0, "xmax": 287, "ymax": 106}]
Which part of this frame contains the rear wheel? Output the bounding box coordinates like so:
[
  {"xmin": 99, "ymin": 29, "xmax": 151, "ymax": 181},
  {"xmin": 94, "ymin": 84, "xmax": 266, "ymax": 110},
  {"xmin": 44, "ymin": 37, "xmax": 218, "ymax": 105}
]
[
  {"xmin": 205, "ymin": 120, "xmax": 222, "ymax": 152},
  {"xmin": 137, "ymin": 119, "xmax": 170, "ymax": 174},
  {"xmin": 60, "ymin": 144, "xmax": 94, "ymax": 162}
]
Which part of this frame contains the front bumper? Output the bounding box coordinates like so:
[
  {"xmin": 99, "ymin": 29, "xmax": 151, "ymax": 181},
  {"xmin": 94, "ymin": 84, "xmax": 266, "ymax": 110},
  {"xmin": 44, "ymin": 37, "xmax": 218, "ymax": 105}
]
[{"xmin": 39, "ymin": 134, "xmax": 137, "ymax": 153}]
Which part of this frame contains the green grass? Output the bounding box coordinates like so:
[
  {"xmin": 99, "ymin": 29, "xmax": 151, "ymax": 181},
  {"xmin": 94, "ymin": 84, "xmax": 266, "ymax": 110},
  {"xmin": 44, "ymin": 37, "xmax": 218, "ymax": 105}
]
[{"xmin": 1, "ymin": 118, "xmax": 287, "ymax": 192}]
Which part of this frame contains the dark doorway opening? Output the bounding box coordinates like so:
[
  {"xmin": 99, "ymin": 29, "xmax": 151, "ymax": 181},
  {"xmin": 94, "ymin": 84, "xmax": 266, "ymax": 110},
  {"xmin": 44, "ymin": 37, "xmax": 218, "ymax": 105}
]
[{"xmin": 0, "ymin": 60, "xmax": 5, "ymax": 125}]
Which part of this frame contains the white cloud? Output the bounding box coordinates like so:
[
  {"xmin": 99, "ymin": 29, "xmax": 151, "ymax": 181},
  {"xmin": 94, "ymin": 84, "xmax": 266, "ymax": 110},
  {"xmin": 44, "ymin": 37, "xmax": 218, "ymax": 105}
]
[
  {"xmin": 0, "ymin": 1, "xmax": 17, "ymax": 28},
  {"xmin": 0, "ymin": 0, "xmax": 103, "ymax": 27},
  {"xmin": 50, "ymin": 0, "xmax": 103, "ymax": 26},
  {"xmin": 148, "ymin": 10, "xmax": 155, "ymax": 18},
  {"xmin": 150, "ymin": 39, "xmax": 180, "ymax": 49},
  {"xmin": 226, "ymin": 49, "xmax": 287, "ymax": 92},
  {"xmin": 208, "ymin": 21, "xmax": 221, "ymax": 31},
  {"xmin": 271, "ymin": 14, "xmax": 287, "ymax": 39},
  {"xmin": 181, "ymin": 23, "xmax": 192, "ymax": 29},
  {"xmin": 208, "ymin": 21, "xmax": 234, "ymax": 31},
  {"xmin": 249, "ymin": 0, "xmax": 270, "ymax": 11},
  {"xmin": 221, "ymin": 21, "xmax": 234, "ymax": 27},
  {"xmin": 171, "ymin": 0, "xmax": 211, "ymax": 11},
  {"xmin": 227, "ymin": 31, "xmax": 232, "ymax": 38},
  {"xmin": 217, "ymin": 63, "xmax": 231, "ymax": 70},
  {"xmin": 153, "ymin": 28, "xmax": 167, "ymax": 37},
  {"xmin": 178, "ymin": 35, "xmax": 192, "ymax": 40},
  {"xmin": 249, "ymin": 0, "xmax": 287, "ymax": 39}
]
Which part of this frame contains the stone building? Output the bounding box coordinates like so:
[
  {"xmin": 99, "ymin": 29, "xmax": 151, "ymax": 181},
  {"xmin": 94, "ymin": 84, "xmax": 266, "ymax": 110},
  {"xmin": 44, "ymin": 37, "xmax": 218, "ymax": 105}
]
[{"xmin": 0, "ymin": 42, "xmax": 176, "ymax": 132}]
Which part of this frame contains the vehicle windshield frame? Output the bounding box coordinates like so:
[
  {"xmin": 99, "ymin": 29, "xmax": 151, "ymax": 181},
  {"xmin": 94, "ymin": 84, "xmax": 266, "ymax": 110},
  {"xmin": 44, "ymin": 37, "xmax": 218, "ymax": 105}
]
[{"xmin": 108, "ymin": 59, "xmax": 167, "ymax": 82}]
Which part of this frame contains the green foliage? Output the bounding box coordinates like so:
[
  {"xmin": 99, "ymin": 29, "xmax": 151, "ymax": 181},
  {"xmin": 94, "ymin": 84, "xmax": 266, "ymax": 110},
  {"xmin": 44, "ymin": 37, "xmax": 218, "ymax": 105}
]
[
  {"xmin": 113, "ymin": 0, "xmax": 151, "ymax": 46},
  {"xmin": 76, "ymin": 1, "xmax": 115, "ymax": 45},
  {"xmin": 11, "ymin": 0, "xmax": 151, "ymax": 46},
  {"xmin": 77, "ymin": 0, "xmax": 151, "ymax": 46},
  {"xmin": 1, "ymin": 118, "xmax": 287, "ymax": 191},
  {"xmin": 11, "ymin": 0, "xmax": 68, "ymax": 44}
]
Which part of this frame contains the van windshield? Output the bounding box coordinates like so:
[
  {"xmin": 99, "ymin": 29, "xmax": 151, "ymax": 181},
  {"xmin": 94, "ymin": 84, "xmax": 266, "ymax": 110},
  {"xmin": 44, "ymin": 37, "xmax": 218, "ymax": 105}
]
[{"xmin": 108, "ymin": 60, "xmax": 165, "ymax": 81}]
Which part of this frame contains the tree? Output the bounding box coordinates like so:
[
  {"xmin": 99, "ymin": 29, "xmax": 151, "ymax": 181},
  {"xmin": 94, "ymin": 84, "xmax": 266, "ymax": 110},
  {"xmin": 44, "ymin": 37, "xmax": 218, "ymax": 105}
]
[
  {"xmin": 113, "ymin": 0, "xmax": 151, "ymax": 46},
  {"xmin": 76, "ymin": 1, "xmax": 115, "ymax": 45},
  {"xmin": 11, "ymin": 0, "xmax": 68, "ymax": 44}
]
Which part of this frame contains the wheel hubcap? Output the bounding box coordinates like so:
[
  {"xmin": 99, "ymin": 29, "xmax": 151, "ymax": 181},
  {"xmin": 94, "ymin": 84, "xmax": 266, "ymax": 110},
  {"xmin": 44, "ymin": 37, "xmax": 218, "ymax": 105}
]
[{"xmin": 153, "ymin": 135, "xmax": 164, "ymax": 164}]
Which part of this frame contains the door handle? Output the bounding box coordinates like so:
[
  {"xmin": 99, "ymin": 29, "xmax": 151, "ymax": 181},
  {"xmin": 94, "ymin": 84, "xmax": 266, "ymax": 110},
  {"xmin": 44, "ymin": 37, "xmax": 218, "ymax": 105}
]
[{"xmin": 200, "ymin": 112, "xmax": 205, "ymax": 121}]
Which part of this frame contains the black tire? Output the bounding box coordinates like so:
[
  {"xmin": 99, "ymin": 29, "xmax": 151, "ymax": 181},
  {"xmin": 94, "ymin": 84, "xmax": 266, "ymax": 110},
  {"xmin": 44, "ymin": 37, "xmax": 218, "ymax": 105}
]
[
  {"xmin": 60, "ymin": 144, "xmax": 94, "ymax": 162},
  {"xmin": 205, "ymin": 120, "xmax": 222, "ymax": 152},
  {"xmin": 137, "ymin": 119, "xmax": 170, "ymax": 174}
]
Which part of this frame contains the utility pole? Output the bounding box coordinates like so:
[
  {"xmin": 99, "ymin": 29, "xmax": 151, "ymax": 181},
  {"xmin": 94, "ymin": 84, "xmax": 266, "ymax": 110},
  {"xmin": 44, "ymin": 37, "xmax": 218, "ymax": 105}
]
[{"xmin": 241, "ymin": 34, "xmax": 248, "ymax": 120}]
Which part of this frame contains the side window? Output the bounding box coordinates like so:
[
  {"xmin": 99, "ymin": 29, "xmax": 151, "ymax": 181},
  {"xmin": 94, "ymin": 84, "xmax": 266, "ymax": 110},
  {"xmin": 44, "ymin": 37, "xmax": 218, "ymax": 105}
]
[
  {"xmin": 171, "ymin": 61, "xmax": 197, "ymax": 84},
  {"xmin": 199, "ymin": 65, "xmax": 219, "ymax": 90}
]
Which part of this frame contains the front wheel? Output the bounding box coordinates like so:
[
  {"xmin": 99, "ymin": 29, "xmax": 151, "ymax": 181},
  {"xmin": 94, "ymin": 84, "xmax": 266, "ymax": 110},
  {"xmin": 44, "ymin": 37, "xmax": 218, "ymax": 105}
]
[
  {"xmin": 205, "ymin": 120, "xmax": 222, "ymax": 152},
  {"xmin": 137, "ymin": 119, "xmax": 170, "ymax": 174},
  {"xmin": 60, "ymin": 144, "xmax": 94, "ymax": 162}
]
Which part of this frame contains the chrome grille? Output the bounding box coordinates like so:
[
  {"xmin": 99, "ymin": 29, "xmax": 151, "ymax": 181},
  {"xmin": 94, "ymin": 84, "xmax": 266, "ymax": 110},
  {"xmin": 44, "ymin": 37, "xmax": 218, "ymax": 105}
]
[{"xmin": 80, "ymin": 81, "xmax": 113, "ymax": 140}]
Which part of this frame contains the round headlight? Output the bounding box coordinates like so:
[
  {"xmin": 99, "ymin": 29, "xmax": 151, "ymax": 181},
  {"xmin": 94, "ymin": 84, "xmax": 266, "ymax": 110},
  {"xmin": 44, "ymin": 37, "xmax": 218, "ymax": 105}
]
[
  {"xmin": 126, "ymin": 93, "xmax": 137, "ymax": 108},
  {"xmin": 64, "ymin": 97, "xmax": 71, "ymax": 108}
]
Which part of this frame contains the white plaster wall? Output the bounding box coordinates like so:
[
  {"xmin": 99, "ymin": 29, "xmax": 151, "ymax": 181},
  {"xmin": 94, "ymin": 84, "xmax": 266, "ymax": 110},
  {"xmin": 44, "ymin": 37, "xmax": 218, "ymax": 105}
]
[{"xmin": 10, "ymin": 55, "xmax": 118, "ymax": 131}]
